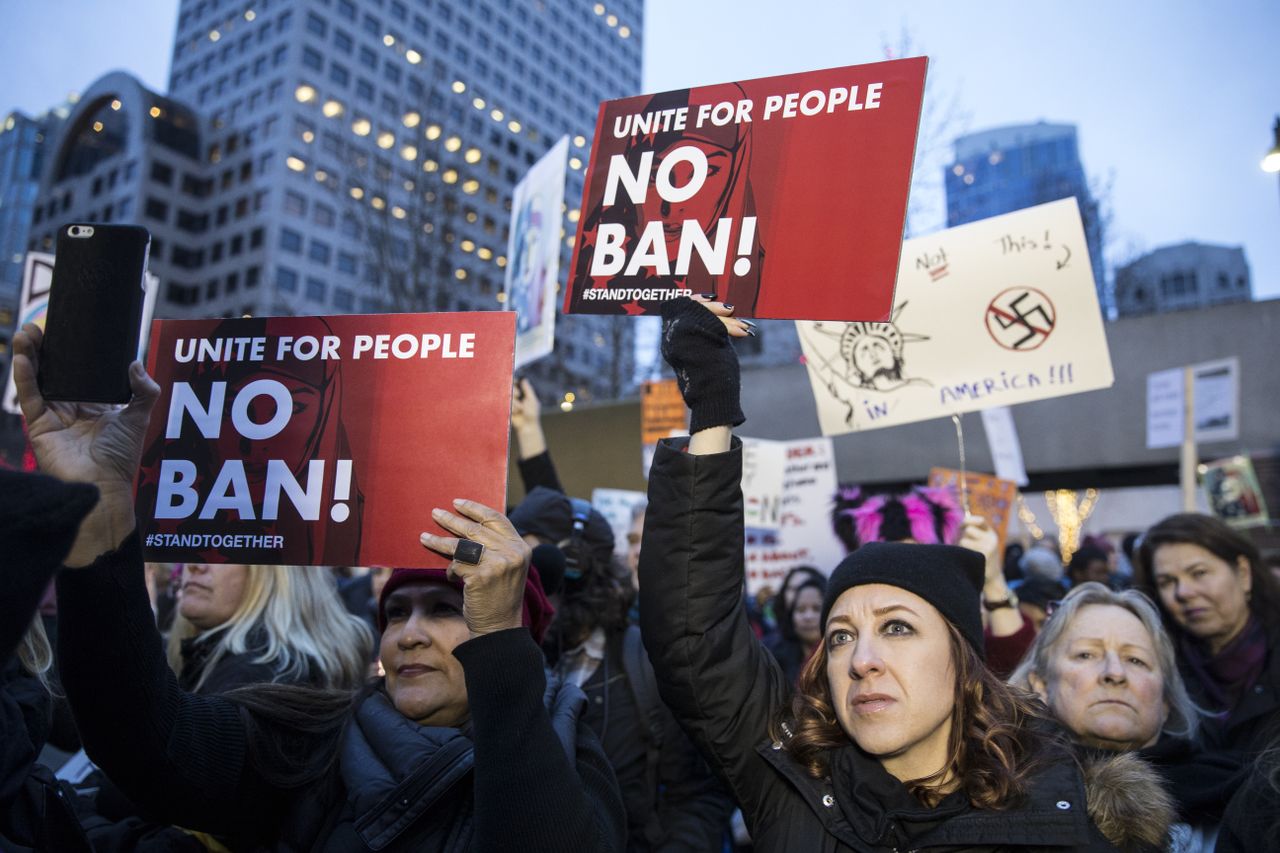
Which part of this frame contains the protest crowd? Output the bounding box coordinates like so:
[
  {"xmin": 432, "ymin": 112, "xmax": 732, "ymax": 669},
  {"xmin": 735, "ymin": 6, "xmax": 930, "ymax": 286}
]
[
  {"xmin": 0, "ymin": 39, "xmax": 1277, "ymax": 853},
  {"xmin": 2, "ymin": 287, "xmax": 1277, "ymax": 853}
]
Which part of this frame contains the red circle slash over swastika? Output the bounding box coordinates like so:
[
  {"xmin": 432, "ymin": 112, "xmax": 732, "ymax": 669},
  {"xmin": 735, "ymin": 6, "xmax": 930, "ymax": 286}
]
[{"xmin": 985, "ymin": 287, "xmax": 1057, "ymax": 351}]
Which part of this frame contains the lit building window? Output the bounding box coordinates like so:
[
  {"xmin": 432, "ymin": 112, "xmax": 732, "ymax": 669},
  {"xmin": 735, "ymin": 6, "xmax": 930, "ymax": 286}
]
[
  {"xmin": 455, "ymin": 268, "xmax": 467, "ymax": 280},
  {"xmin": 295, "ymin": 84, "xmax": 317, "ymax": 103},
  {"xmin": 606, "ymin": 14, "xmax": 617, "ymax": 26},
  {"xmin": 401, "ymin": 145, "xmax": 418, "ymax": 161},
  {"xmin": 464, "ymin": 147, "xmax": 482, "ymax": 164},
  {"xmin": 209, "ymin": 29, "xmax": 221, "ymax": 41},
  {"xmin": 451, "ymin": 80, "xmax": 466, "ymax": 94},
  {"xmin": 444, "ymin": 136, "xmax": 462, "ymax": 152},
  {"xmin": 490, "ymin": 108, "xmax": 504, "ymax": 122},
  {"xmin": 286, "ymin": 156, "xmax": 307, "ymax": 171},
  {"xmin": 376, "ymin": 131, "xmax": 395, "ymax": 149},
  {"xmin": 593, "ymin": 3, "xmax": 605, "ymax": 14},
  {"xmin": 508, "ymin": 120, "xmax": 522, "ymax": 133},
  {"xmin": 371, "ymin": 196, "xmax": 386, "ymax": 210},
  {"xmin": 92, "ymin": 121, "xmax": 104, "ymax": 132},
  {"xmin": 352, "ymin": 117, "xmax": 371, "ymax": 136},
  {"xmin": 110, "ymin": 99, "xmax": 122, "ymax": 111},
  {"xmin": 403, "ymin": 111, "xmax": 421, "ymax": 128},
  {"xmin": 569, "ymin": 157, "xmax": 582, "ymax": 170},
  {"xmin": 382, "ymin": 34, "xmax": 395, "ymax": 46},
  {"xmin": 244, "ymin": 9, "xmax": 256, "ymax": 21},
  {"xmin": 425, "ymin": 124, "xmax": 442, "ymax": 140},
  {"xmin": 350, "ymin": 186, "xmax": 365, "ymax": 199},
  {"xmin": 405, "ymin": 49, "xmax": 421, "ymax": 64},
  {"xmin": 619, "ymin": 25, "xmax": 630, "ymax": 38},
  {"xmin": 496, "ymin": 256, "xmax": 507, "ymax": 268},
  {"xmin": 460, "ymin": 239, "xmax": 475, "ymax": 252},
  {"xmin": 149, "ymin": 106, "xmax": 163, "ymax": 118},
  {"xmin": 442, "ymin": 169, "xmax": 458, "ymax": 184},
  {"xmin": 568, "ymin": 209, "xmax": 580, "ymax": 223},
  {"xmin": 391, "ymin": 206, "xmax": 406, "ymax": 219},
  {"xmin": 472, "ymin": 97, "xmax": 486, "ymax": 110},
  {"xmin": 323, "ymin": 99, "xmax": 345, "ymax": 118},
  {"xmin": 422, "ymin": 159, "xmax": 438, "ymax": 172},
  {"xmin": 477, "ymin": 247, "xmax": 493, "ymax": 260},
  {"xmin": 462, "ymin": 180, "xmax": 480, "ymax": 195},
  {"xmin": 573, "ymin": 135, "xmax": 586, "ymax": 147},
  {"xmin": 302, "ymin": 130, "xmax": 315, "ymax": 142}
]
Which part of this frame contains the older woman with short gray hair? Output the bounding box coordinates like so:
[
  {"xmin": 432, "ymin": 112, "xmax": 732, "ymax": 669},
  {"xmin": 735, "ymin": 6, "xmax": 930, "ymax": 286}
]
[{"xmin": 1011, "ymin": 582, "xmax": 1243, "ymax": 852}]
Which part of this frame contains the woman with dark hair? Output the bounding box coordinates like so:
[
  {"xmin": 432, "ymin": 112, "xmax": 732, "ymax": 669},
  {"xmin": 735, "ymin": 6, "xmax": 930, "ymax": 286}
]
[
  {"xmin": 1135, "ymin": 513, "xmax": 1280, "ymax": 755},
  {"xmin": 766, "ymin": 573, "xmax": 826, "ymax": 687},
  {"xmin": 11, "ymin": 324, "xmax": 626, "ymax": 852},
  {"xmin": 639, "ymin": 297, "xmax": 1166, "ymax": 851}
]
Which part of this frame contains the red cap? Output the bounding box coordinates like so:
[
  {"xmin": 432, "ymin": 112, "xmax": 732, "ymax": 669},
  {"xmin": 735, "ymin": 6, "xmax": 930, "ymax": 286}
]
[{"xmin": 377, "ymin": 565, "xmax": 555, "ymax": 645}]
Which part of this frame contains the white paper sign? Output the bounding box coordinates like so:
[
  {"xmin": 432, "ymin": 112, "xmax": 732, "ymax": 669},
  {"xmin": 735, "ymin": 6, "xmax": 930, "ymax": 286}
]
[
  {"xmin": 797, "ymin": 198, "xmax": 1114, "ymax": 435},
  {"xmin": 3, "ymin": 252, "xmax": 159, "ymax": 415},
  {"xmin": 505, "ymin": 136, "xmax": 569, "ymax": 370},
  {"xmin": 980, "ymin": 406, "xmax": 1029, "ymax": 486},
  {"xmin": 742, "ymin": 436, "xmax": 847, "ymax": 597},
  {"xmin": 1146, "ymin": 358, "xmax": 1240, "ymax": 449},
  {"xmin": 590, "ymin": 487, "xmax": 647, "ymax": 560}
]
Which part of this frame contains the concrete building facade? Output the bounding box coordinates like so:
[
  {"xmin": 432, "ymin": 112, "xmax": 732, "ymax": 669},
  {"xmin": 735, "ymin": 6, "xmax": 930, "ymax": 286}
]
[{"xmin": 1113, "ymin": 241, "xmax": 1251, "ymax": 318}]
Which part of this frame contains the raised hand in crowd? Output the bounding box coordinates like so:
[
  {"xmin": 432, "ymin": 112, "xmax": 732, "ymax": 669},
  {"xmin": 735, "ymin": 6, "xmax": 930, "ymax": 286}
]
[
  {"xmin": 422, "ymin": 498, "xmax": 532, "ymax": 638},
  {"xmin": 510, "ymin": 376, "xmax": 547, "ymax": 459},
  {"xmin": 11, "ymin": 323, "xmax": 159, "ymax": 566}
]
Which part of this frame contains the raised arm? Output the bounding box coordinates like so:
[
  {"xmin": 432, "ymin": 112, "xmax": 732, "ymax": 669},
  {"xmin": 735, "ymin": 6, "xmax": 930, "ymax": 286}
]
[
  {"xmin": 511, "ymin": 377, "xmax": 566, "ymax": 494},
  {"xmin": 637, "ymin": 298, "xmax": 788, "ymax": 820},
  {"xmin": 12, "ymin": 325, "xmax": 280, "ymax": 837}
]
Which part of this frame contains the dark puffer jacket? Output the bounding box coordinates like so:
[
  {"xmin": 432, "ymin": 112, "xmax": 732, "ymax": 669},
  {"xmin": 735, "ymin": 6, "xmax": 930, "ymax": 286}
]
[
  {"xmin": 639, "ymin": 438, "xmax": 1166, "ymax": 852},
  {"xmin": 56, "ymin": 532, "xmax": 626, "ymax": 852}
]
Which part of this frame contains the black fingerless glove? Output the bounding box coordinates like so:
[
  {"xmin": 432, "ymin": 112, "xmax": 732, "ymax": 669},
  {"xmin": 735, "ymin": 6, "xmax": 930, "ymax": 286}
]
[{"xmin": 660, "ymin": 297, "xmax": 745, "ymax": 434}]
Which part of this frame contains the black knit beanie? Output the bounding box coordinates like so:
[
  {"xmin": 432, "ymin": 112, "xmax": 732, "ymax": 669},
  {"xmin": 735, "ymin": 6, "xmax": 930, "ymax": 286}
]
[{"xmin": 821, "ymin": 541, "xmax": 986, "ymax": 657}]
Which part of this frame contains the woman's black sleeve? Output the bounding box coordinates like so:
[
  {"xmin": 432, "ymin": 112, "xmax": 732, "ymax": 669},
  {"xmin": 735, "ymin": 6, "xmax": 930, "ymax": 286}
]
[
  {"xmin": 55, "ymin": 532, "xmax": 280, "ymax": 839},
  {"xmin": 455, "ymin": 628, "xmax": 626, "ymax": 852}
]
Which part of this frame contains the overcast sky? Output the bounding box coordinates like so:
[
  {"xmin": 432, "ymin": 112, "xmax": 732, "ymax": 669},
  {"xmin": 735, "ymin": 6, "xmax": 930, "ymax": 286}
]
[{"xmin": 4, "ymin": 0, "xmax": 1277, "ymax": 298}]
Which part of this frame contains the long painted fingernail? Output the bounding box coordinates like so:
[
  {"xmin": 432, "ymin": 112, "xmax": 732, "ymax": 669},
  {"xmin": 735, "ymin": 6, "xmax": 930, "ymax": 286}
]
[
  {"xmin": 741, "ymin": 320, "xmax": 758, "ymax": 330},
  {"xmin": 745, "ymin": 328, "xmax": 757, "ymax": 337},
  {"xmin": 698, "ymin": 292, "xmax": 717, "ymax": 300},
  {"xmin": 723, "ymin": 303, "xmax": 734, "ymax": 311}
]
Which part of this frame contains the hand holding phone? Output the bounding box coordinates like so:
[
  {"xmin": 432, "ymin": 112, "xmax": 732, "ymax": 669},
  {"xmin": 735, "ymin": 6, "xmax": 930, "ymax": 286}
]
[{"xmin": 37, "ymin": 223, "xmax": 150, "ymax": 403}]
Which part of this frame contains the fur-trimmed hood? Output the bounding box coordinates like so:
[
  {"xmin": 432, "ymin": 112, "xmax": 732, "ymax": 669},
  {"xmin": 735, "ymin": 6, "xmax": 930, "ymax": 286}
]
[{"xmin": 1080, "ymin": 750, "xmax": 1176, "ymax": 851}]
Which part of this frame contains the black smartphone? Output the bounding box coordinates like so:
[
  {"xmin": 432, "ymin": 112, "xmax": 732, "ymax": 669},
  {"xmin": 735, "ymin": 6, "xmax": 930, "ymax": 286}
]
[{"xmin": 38, "ymin": 223, "xmax": 151, "ymax": 403}]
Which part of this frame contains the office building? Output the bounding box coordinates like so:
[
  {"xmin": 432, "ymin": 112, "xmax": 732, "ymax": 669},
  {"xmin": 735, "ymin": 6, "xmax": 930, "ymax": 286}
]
[
  {"xmin": 944, "ymin": 122, "xmax": 1107, "ymax": 312},
  {"xmin": 1113, "ymin": 241, "xmax": 1251, "ymax": 317},
  {"xmin": 26, "ymin": 0, "xmax": 644, "ymax": 401}
]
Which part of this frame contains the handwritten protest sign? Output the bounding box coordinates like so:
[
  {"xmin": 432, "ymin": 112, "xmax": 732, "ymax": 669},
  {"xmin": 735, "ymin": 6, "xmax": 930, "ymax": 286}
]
[
  {"xmin": 1146, "ymin": 357, "xmax": 1240, "ymax": 449},
  {"xmin": 136, "ymin": 313, "xmax": 515, "ymax": 568},
  {"xmin": 927, "ymin": 467, "xmax": 1018, "ymax": 557},
  {"xmin": 565, "ymin": 58, "xmax": 927, "ymax": 321},
  {"xmin": 798, "ymin": 198, "xmax": 1113, "ymax": 435},
  {"xmin": 742, "ymin": 437, "xmax": 847, "ymax": 597},
  {"xmin": 506, "ymin": 136, "xmax": 568, "ymax": 369},
  {"xmin": 4, "ymin": 252, "xmax": 158, "ymax": 414}
]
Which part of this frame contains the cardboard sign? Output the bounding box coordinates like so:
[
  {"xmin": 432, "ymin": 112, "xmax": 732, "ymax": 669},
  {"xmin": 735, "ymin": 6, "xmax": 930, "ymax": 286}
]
[
  {"xmin": 136, "ymin": 313, "xmax": 515, "ymax": 568},
  {"xmin": 742, "ymin": 437, "xmax": 847, "ymax": 596},
  {"xmin": 798, "ymin": 198, "xmax": 1114, "ymax": 435},
  {"xmin": 1146, "ymin": 358, "xmax": 1240, "ymax": 449},
  {"xmin": 928, "ymin": 467, "xmax": 1017, "ymax": 558},
  {"xmin": 1199, "ymin": 456, "xmax": 1269, "ymax": 529},
  {"xmin": 3, "ymin": 252, "xmax": 158, "ymax": 414},
  {"xmin": 506, "ymin": 136, "xmax": 569, "ymax": 369},
  {"xmin": 564, "ymin": 57, "xmax": 927, "ymax": 320},
  {"xmin": 590, "ymin": 487, "xmax": 647, "ymax": 560},
  {"xmin": 641, "ymin": 378, "xmax": 687, "ymax": 446}
]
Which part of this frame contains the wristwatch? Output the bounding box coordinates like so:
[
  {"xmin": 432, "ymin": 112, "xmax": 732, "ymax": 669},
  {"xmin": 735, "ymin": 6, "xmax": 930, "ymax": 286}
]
[{"xmin": 983, "ymin": 591, "xmax": 1019, "ymax": 612}]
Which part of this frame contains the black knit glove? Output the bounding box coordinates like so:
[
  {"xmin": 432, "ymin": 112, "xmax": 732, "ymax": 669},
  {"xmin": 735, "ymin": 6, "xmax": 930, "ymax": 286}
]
[{"xmin": 660, "ymin": 297, "xmax": 744, "ymax": 433}]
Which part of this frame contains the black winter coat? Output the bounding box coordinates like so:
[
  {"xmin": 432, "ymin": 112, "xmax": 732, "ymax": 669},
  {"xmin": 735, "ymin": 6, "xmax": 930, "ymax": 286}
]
[
  {"xmin": 1177, "ymin": 624, "xmax": 1280, "ymax": 757},
  {"xmin": 638, "ymin": 439, "xmax": 1137, "ymax": 852},
  {"xmin": 56, "ymin": 531, "xmax": 627, "ymax": 853}
]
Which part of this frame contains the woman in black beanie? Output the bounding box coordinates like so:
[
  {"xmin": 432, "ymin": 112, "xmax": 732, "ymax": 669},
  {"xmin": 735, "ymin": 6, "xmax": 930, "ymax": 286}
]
[{"xmin": 638, "ymin": 296, "xmax": 1171, "ymax": 851}]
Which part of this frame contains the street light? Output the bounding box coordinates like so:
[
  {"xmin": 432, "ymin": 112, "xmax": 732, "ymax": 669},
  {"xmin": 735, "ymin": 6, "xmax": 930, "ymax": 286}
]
[{"xmin": 1263, "ymin": 116, "xmax": 1280, "ymax": 173}]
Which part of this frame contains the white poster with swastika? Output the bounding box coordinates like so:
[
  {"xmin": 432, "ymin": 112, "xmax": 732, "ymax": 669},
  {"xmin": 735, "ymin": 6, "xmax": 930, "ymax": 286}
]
[{"xmin": 797, "ymin": 198, "xmax": 1113, "ymax": 435}]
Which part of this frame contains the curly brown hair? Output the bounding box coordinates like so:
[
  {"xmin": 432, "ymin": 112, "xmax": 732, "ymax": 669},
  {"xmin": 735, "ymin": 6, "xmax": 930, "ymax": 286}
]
[{"xmin": 771, "ymin": 620, "xmax": 1061, "ymax": 808}]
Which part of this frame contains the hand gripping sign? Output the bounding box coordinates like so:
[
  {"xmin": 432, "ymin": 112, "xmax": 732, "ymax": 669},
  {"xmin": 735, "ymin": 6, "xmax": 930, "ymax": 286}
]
[
  {"xmin": 136, "ymin": 312, "xmax": 515, "ymax": 568},
  {"xmin": 564, "ymin": 57, "xmax": 927, "ymax": 321}
]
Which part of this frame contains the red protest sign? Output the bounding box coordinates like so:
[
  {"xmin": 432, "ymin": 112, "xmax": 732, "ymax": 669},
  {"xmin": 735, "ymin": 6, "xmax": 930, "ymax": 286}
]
[
  {"xmin": 564, "ymin": 57, "xmax": 927, "ymax": 321},
  {"xmin": 136, "ymin": 313, "xmax": 514, "ymax": 568}
]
